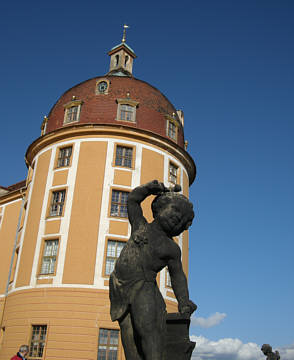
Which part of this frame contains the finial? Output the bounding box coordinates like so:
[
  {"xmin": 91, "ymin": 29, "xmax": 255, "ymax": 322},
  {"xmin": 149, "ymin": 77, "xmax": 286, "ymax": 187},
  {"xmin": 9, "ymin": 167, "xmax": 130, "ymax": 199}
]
[{"xmin": 122, "ymin": 24, "xmax": 129, "ymax": 43}]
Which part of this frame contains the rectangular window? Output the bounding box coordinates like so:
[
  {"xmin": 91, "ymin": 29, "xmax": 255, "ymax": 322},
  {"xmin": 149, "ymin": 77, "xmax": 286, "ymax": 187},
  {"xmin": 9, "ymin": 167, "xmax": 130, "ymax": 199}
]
[
  {"xmin": 49, "ymin": 190, "xmax": 66, "ymax": 216},
  {"xmin": 115, "ymin": 146, "xmax": 133, "ymax": 168},
  {"xmin": 40, "ymin": 240, "xmax": 59, "ymax": 275},
  {"xmin": 64, "ymin": 106, "xmax": 79, "ymax": 124},
  {"xmin": 29, "ymin": 325, "xmax": 47, "ymax": 359},
  {"xmin": 110, "ymin": 190, "xmax": 128, "ymax": 218},
  {"xmin": 167, "ymin": 120, "xmax": 177, "ymax": 140},
  {"xmin": 169, "ymin": 163, "xmax": 178, "ymax": 184},
  {"xmin": 105, "ymin": 240, "xmax": 125, "ymax": 276},
  {"xmin": 98, "ymin": 328, "xmax": 119, "ymax": 360},
  {"xmin": 119, "ymin": 104, "xmax": 134, "ymax": 122},
  {"xmin": 57, "ymin": 146, "xmax": 72, "ymax": 167}
]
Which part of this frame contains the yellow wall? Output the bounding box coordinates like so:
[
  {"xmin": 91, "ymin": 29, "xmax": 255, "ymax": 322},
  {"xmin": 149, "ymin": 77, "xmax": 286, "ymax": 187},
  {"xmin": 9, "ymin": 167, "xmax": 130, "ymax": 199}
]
[
  {"xmin": 0, "ymin": 199, "xmax": 22, "ymax": 294},
  {"xmin": 140, "ymin": 148, "xmax": 164, "ymax": 222},
  {"xmin": 15, "ymin": 150, "xmax": 52, "ymax": 288},
  {"xmin": 62, "ymin": 142, "xmax": 107, "ymax": 284},
  {"xmin": 0, "ymin": 131, "xmax": 194, "ymax": 359},
  {"xmin": 0, "ymin": 288, "xmax": 123, "ymax": 360}
]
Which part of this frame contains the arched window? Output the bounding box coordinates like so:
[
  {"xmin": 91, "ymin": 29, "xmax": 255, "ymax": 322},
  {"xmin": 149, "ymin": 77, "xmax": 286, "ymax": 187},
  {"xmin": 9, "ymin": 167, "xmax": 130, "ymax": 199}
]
[
  {"xmin": 124, "ymin": 55, "xmax": 129, "ymax": 67},
  {"xmin": 115, "ymin": 54, "xmax": 119, "ymax": 67}
]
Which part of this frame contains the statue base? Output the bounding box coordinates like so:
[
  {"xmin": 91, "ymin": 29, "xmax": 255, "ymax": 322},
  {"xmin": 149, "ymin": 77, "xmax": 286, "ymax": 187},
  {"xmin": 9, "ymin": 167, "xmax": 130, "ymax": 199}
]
[{"xmin": 165, "ymin": 313, "xmax": 196, "ymax": 360}]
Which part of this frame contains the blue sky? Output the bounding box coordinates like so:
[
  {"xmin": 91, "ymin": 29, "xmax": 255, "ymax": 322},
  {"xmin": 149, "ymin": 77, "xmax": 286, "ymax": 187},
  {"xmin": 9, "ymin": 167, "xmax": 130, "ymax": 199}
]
[{"xmin": 1, "ymin": 1, "xmax": 293, "ymax": 359}]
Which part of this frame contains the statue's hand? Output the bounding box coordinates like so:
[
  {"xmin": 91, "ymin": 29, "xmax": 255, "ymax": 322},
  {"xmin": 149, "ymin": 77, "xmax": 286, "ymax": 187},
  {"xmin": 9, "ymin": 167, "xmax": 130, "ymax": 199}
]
[
  {"xmin": 147, "ymin": 180, "xmax": 166, "ymax": 195},
  {"xmin": 179, "ymin": 300, "xmax": 197, "ymax": 317}
]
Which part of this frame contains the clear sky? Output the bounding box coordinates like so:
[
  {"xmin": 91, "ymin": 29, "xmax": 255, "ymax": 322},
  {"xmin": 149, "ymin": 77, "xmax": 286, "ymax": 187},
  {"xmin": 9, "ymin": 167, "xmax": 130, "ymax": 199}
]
[{"xmin": 1, "ymin": 1, "xmax": 294, "ymax": 359}]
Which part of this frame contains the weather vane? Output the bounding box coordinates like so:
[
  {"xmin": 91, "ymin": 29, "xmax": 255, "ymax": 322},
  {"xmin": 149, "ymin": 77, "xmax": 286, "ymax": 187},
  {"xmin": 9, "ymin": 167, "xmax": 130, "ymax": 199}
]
[{"xmin": 122, "ymin": 24, "xmax": 129, "ymax": 43}]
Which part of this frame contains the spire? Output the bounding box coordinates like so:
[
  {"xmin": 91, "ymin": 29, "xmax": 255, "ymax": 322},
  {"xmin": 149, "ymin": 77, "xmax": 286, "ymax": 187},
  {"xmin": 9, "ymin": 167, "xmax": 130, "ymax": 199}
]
[
  {"xmin": 107, "ymin": 25, "xmax": 136, "ymax": 76},
  {"xmin": 122, "ymin": 24, "xmax": 129, "ymax": 43}
]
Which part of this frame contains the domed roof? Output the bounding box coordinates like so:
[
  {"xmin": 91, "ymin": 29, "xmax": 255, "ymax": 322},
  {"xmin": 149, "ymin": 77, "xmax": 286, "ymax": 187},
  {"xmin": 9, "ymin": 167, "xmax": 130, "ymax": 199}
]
[{"xmin": 46, "ymin": 75, "xmax": 185, "ymax": 148}]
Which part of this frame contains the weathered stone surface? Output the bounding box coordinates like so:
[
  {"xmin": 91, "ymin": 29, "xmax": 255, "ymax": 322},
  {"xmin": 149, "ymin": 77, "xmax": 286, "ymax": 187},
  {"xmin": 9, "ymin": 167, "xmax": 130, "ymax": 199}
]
[
  {"xmin": 165, "ymin": 313, "xmax": 196, "ymax": 360},
  {"xmin": 109, "ymin": 180, "xmax": 197, "ymax": 360},
  {"xmin": 261, "ymin": 344, "xmax": 281, "ymax": 360}
]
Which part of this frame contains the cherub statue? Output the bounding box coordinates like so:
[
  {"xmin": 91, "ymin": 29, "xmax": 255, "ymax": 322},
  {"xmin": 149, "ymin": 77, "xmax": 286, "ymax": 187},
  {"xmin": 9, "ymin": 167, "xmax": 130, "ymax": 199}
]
[
  {"xmin": 261, "ymin": 344, "xmax": 281, "ymax": 360},
  {"xmin": 109, "ymin": 180, "xmax": 197, "ymax": 360}
]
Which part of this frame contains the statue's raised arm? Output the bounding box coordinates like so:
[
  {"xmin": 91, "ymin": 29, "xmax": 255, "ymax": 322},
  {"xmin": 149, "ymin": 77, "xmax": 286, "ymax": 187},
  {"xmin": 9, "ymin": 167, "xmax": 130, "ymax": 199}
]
[{"xmin": 127, "ymin": 180, "xmax": 166, "ymax": 231}]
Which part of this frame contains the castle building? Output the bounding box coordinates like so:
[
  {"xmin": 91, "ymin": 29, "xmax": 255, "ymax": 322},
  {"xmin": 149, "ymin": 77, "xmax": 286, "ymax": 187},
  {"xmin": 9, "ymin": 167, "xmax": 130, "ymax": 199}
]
[{"xmin": 0, "ymin": 35, "xmax": 196, "ymax": 360}]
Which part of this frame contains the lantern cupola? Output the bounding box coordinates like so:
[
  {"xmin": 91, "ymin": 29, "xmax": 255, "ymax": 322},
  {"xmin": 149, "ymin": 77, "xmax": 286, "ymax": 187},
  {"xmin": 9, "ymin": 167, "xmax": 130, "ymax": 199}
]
[{"xmin": 107, "ymin": 25, "xmax": 136, "ymax": 76}]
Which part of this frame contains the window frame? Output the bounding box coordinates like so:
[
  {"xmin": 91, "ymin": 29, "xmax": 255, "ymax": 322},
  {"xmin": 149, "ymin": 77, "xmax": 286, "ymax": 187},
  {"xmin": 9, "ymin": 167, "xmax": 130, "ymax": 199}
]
[
  {"xmin": 103, "ymin": 238, "xmax": 127, "ymax": 277},
  {"xmin": 63, "ymin": 99, "xmax": 83, "ymax": 125},
  {"xmin": 55, "ymin": 145, "xmax": 73, "ymax": 168},
  {"xmin": 97, "ymin": 328, "xmax": 120, "ymax": 360},
  {"xmin": 109, "ymin": 189, "xmax": 129, "ymax": 219},
  {"xmin": 168, "ymin": 161, "xmax": 180, "ymax": 185},
  {"xmin": 28, "ymin": 324, "xmax": 48, "ymax": 360},
  {"xmin": 167, "ymin": 120, "xmax": 178, "ymax": 141},
  {"xmin": 113, "ymin": 143, "xmax": 135, "ymax": 169},
  {"xmin": 96, "ymin": 78, "xmax": 110, "ymax": 95},
  {"xmin": 165, "ymin": 115, "xmax": 179, "ymax": 142},
  {"xmin": 116, "ymin": 98, "xmax": 139, "ymax": 123},
  {"xmin": 38, "ymin": 238, "xmax": 60, "ymax": 276},
  {"xmin": 47, "ymin": 189, "xmax": 67, "ymax": 218}
]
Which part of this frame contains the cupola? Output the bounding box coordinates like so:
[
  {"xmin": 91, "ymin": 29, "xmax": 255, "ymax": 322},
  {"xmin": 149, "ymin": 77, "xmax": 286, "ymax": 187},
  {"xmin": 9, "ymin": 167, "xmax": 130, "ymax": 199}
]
[{"xmin": 107, "ymin": 25, "xmax": 136, "ymax": 76}]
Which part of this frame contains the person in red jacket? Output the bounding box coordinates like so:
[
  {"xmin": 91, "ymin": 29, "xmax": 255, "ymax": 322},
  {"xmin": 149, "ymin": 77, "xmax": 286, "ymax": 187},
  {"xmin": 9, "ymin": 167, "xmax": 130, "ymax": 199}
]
[{"xmin": 10, "ymin": 345, "xmax": 29, "ymax": 360}]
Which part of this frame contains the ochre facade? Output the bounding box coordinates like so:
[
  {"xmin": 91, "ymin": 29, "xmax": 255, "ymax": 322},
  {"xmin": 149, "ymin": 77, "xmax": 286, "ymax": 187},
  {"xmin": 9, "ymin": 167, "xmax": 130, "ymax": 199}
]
[{"xmin": 0, "ymin": 41, "xmax": 196, "ymax": 360}]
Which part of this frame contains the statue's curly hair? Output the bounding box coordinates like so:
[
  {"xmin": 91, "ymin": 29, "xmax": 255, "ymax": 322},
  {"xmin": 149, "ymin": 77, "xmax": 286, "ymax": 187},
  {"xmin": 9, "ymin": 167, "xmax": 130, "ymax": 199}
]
[
  {"xmin": 151, "ymin": 192, "xmax": 194, "ymax": 219},
  {"xmin": 261, "ymin": 344, "xmax": 272, "ymax": 353}
]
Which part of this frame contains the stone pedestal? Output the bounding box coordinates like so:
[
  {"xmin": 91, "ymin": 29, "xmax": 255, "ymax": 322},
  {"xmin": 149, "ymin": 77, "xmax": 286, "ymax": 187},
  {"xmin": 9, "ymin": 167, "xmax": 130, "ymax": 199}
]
[{"xmin": 165, "ymin": 313, "xmax": 196, "ymax": 360}]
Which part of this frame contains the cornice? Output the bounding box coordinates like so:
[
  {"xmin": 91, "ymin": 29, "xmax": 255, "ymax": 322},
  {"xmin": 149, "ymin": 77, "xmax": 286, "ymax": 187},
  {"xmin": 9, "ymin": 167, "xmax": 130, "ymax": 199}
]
[
  {"xmin": 25, "ymin": 123, "xmax": 196, "ymax": 185},
  {"xmin": 0, "ymin": 188, "xmax": 26, "ymax": 205}
]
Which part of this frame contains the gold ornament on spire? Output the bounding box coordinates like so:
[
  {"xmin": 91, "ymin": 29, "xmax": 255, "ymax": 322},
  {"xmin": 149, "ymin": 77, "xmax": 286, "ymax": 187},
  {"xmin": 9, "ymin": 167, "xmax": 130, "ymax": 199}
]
[{"xmin": 122, "ymin": 24, "xmax": 129, "ymax": 43}]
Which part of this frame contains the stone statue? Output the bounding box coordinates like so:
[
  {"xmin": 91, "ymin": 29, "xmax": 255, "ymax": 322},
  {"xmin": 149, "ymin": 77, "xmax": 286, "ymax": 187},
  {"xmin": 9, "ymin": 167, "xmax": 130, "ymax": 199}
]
[
  {"xmin": 261, "ymin": 344, "xmax": 281, "ymax": 360},
  {"xmin": 109, "ymin": 180, "xmax": 197, "ymax": 360}
]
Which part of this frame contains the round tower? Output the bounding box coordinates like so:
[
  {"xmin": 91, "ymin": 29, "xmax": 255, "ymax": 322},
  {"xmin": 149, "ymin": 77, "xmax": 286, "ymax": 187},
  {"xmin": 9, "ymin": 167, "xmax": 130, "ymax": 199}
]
[{"xmin": 0, "ymin": 38, "xmax": 196, "ymax": 360}]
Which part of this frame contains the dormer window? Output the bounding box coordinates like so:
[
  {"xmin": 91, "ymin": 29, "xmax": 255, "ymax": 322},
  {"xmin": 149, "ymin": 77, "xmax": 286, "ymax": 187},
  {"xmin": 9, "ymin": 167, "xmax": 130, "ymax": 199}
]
[
  {"xmin": 120, "ymin": 104, "xmax": 134, "ymax": 121},
  {"xmin": 63, "ymin": 98, "xmax": 82, "ymax": 125},
  {"xmin": 166, "ymin": 115, "xmax": 178, "ymax": 142},
  {"xmin": 65, "ymin": 106, "xmax": 79, "ymax": 124},
  {"xmin": 168, "ymin": 121, "xmax": 177, "ymax": 140},
  {"xmin": 116, "ymin": 98, "xmax": 139, "ymax": 123}
]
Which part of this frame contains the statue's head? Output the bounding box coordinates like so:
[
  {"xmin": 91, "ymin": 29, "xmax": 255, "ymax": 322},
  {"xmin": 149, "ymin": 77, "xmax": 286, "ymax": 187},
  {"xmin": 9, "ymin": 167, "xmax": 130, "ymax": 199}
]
[
  {"xmin": 261, "ymin": 344, "xmax": 272, "ymax": 355},
  {"xmin": 151, "ymin": 192, "xmax": 194, "ymax": 236}
]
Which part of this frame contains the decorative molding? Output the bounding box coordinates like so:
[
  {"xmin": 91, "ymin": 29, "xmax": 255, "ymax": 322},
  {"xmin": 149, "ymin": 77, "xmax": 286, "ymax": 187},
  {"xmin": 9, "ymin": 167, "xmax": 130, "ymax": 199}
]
[{"xmin": 25, "ymin": 124, "xmax": 196, "ymax": 185}]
